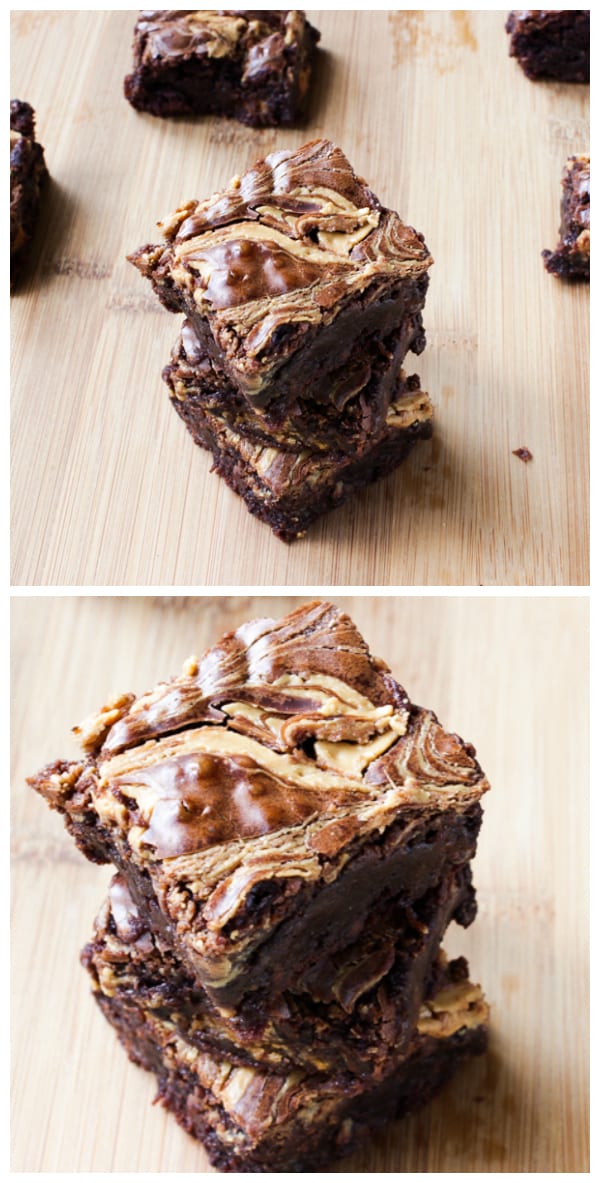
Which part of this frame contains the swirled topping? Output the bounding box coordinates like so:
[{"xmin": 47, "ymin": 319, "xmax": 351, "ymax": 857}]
[
  {"xmin": 129, "ymin": 140, "xmax": 433, "ymax": 395},
  {"xmin": 75, "ymin": 602, "xmax": 406, "ymax": 757},
  {"xmin": 365, "ymin": 709, "xmax": 482, "ymax": 794},
  {"xmin": 133, "ymin": 11, "xmax": 308, "ymax": 66},
  {"xmin": 185, "ymin": 382, "xmax": 433, "ymax": 495},
  {"xmin": 35, "ymin": 603, "xmax": 488, "ymax": 871},
  {"xmin": 136, "ymin": 12, "xmax": 248, "ymax": 62}
]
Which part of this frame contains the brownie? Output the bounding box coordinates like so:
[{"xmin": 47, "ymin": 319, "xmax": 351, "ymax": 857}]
[
  {"xmin": 164, "ymin": 324, "xmax": 432, "ymax": 539},
  {"xmin": 124, "ymin": 11, "xmax": 320, "ymax": 126},
  {"xmin": 128, "ymin": 139, "xmax": 432, "ymax": 445},
  {"xmin": 29, "ymin": 602, "xmax": 490, "ymax": 1013},
  {"xmin": 505, "ymin": 10, "xmax": 590, "ymax": 82},
  {"xmin": 10, "ymin": 100, "xmax": 48, "ymax": 285},
  {"xmin": 87, "ymin": 942, "xmax": 489, "ymax": 1172},
  {"xmin": 81, "ymin": 864, "xmax": 476, "ymax": 1079},
  {"xmin": 542, "ymin": 154, "xmax": 590, "ymax": 281}
]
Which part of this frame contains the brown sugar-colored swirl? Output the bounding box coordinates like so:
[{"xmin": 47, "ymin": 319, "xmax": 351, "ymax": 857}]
[{"xmin": 366, "ymin": 711, "xmax": 482, "ymax": 792}]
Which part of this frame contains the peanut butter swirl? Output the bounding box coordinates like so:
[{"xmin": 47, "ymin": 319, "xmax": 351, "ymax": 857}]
[
  {"xmin": 134, "ymin": 11, "xmax": 308, "ymax": 68},
  {"xmin": 129, "ymin": 140, "xmax": 433, "ymax": 396},
  {"xmin": 31, "ymin": 604, "xmax": 488, "ymax": 876}
]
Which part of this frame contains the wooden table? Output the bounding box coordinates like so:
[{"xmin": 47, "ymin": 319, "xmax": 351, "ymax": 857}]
[
  {"xmin": 11, "ymin": 595, "xmax": 589, "ymax": 1171},
  {"xmin": 11, "ymin": 11, "xmax": 589, "ymax": 586}
]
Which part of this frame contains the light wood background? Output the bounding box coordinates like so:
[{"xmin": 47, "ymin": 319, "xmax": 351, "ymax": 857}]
[
  {"xmin": 11, "ymin": 595, "xmax": 589, "ymax": 1171},
  {"xmin": 10, "ymin": 10, "xmax": 589, "ymax": 587}
]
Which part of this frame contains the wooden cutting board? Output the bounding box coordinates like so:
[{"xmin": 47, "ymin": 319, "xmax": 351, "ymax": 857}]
[
  {"xmin": 10, "ymin": 10, "xmax": 589, "ymax": 587},
  {"xmin": 11, "ymin": 595, "xmax": 589, "ymax": 1171}
]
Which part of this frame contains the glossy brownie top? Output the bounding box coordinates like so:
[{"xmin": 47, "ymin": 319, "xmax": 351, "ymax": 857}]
[
  {"xmin": 31, "ymin": 601, "xmax": 488, "ymax": 859},
  {"xmin": 129, "ymin": 139, "xmax": 433, "ymax": 396},
  {"xmin": 131, "ymin": 10, "xmax": 317, "ymax": 67}
]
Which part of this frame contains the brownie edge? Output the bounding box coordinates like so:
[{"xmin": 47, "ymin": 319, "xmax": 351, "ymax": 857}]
[
  {"xmin": 506, "ymin": 10, "xmax": 590, "ymax": 82},
  {"xmin": 10, "ymin": 100, "xmax": 48, "ymax": 284},
  {"xmin": 542, "ymin": 154, "xmax": 590, "ymax": 281}
]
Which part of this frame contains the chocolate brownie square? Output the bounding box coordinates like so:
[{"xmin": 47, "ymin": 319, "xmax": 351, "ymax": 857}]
[
  {"xmin": 128, "ymin": 139, "xmax": 432, "ymax": 447},
  {"xmin": 10, "ymin": 100, "xmax": 48, "ymax": 285},
  {"xmin": 29, "ymin": 602, "xmax": 490, "ymax": 1013},
  {"xmin": 506, "ymin": 10, "xmax": 590, "ymax": 82},
  {"xmin": 542, "ymin": 154, "xmax": 590, "ymax": 280},
  {"xmin": 124, "ymin": 10, "xmax": 320, "ymax": 126}
]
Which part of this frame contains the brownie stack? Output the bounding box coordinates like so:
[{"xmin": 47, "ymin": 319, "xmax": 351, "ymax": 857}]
[
  {"xmin": 29, "ymin": 602, "xmax": 490, "ymax": 1171},
  {"xmin": 128, "ymin": 139, "xmax": 434, "ymax": 539}
]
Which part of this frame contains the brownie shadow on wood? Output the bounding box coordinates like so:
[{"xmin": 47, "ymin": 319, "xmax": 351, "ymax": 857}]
[
  {"xmin": 11, "ymin": 175, "xmax": 111, "ymax": 298},
  {"xmin": 303, "ymin": 47, "xmax": 337, "ymax": 126}
]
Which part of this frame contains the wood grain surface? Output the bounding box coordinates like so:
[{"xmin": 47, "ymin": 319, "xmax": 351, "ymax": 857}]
[
  {"xmin": 10, "ymin": 10, "xmax": 589, "ymax": 587},
  {"xmin": 11, "ymin": 594, "xmax": 589, "ymax": 1172}
]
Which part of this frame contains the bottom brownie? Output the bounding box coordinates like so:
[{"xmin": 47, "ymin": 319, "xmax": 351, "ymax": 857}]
[
  {"xmin": 165, "ymin": 329, "xmax": 432, "ymax": 541},
  {"xmin": 92, "ymin": 956, "xmax": 488, "ymax": 1172},
  {"xmin": 542, "ymin": 154, "xmax": 590, "ymax": 281}
]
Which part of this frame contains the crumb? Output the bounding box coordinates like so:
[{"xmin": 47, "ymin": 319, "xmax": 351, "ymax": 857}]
[{"xmin": 512, "ymin": 447, "xmax": 533, "ymax": 463}]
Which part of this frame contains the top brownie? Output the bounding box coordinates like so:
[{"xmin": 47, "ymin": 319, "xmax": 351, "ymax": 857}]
[
  {"xmin": 29, "ymin": 602, "xmax": 489, "ymax": 1009},
  {"xmin": 124, "ymin": 10, "xmax": 320, "ymax": 126},
  {"xmin": 505, "ymin": 10, "xmax": 590, "ymax": 82},
  {"xmin": 128, "ymin": 139, "xmax": 432, "ymax": 426}
]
